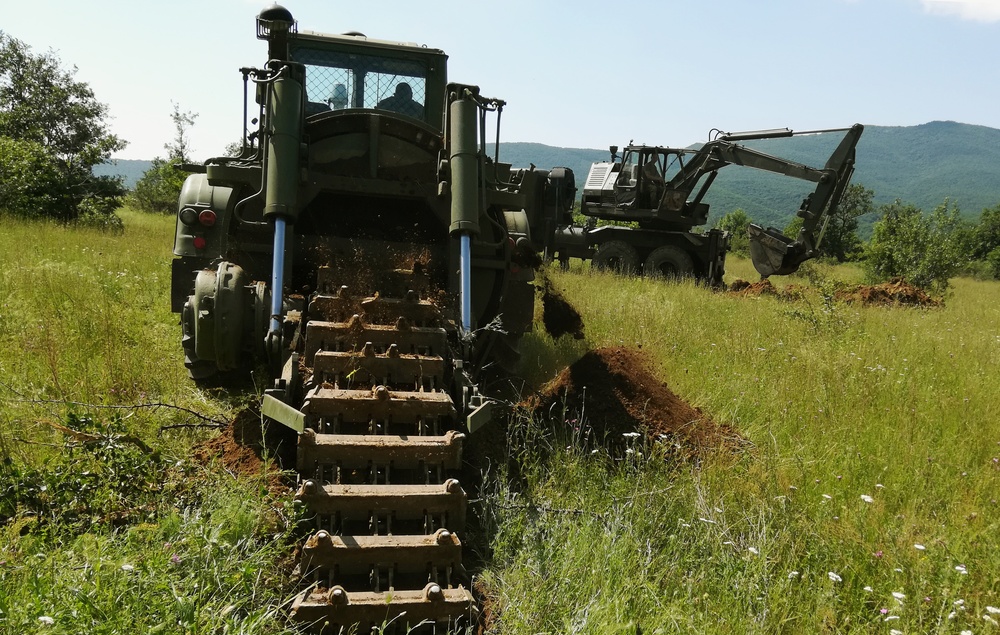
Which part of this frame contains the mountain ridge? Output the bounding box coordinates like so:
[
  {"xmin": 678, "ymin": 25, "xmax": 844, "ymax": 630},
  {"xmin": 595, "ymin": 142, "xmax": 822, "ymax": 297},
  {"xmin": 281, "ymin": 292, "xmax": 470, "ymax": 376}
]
[{"xmin": 97, "ymin": 121, "xmax": 1000, "ymax": 230}]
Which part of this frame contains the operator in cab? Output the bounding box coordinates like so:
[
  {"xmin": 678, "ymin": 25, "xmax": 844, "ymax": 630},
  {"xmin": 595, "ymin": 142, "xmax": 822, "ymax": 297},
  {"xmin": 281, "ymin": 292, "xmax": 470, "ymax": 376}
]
[{"xmin": 376, "ymin": 82, "xmax": 424, "ymax": 119}]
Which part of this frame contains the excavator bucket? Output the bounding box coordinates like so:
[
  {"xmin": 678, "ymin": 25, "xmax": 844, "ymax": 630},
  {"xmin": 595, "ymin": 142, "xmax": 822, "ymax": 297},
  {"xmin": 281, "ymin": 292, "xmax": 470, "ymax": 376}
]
[{"xmin": 747, "ymin": 223, "xmax": 809, "ymax": 277}]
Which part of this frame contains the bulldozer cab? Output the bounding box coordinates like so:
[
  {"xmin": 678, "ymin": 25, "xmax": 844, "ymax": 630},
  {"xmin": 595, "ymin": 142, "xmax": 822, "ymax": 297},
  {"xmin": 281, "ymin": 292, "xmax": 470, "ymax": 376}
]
[{"xmin": 288, "ymin": 31, "xmax": 449, "ymax": 130}]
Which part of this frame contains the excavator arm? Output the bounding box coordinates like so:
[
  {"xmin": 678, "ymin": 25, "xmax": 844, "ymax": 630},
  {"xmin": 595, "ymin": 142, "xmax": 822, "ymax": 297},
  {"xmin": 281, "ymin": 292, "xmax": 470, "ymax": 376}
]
[
  {"xmin": 743, "ymin": 124, "xmax": 864, "ymax": 276},
  {"xmin": 661, "ymin": 124, "xmax": 864, "ymax": 276}
]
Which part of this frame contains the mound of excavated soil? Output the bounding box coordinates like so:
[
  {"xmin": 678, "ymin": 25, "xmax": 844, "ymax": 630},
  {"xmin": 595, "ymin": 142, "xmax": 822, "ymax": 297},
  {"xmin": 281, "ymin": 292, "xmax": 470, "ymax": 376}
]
[
  {"xmin": 728, "ymin": 278, "xmax": 804, "ymax": 300},
  {"xmin": 834, "ymin": 277, "xmax": 940, "ymax": 307},
  {"xmin": 541, "ymin": 280, "xmax": 585, "ymax": 340},
  {"xmin": 192, "ymin": 408, "xmax": 295, "ymax": 492},
  {"xmin": 525, "ymin": 347, "xmax": 739, "ymax": 458}
]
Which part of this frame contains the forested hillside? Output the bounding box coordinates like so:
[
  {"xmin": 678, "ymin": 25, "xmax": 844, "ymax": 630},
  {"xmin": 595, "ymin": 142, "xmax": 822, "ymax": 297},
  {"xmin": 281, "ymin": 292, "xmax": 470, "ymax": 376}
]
[
  {"xmin": 99, "ymin": 121, "xmax": 1000, "ymax": 231},
  {"xmin": 493, "ymin": 121, "xmax": 1000, "ymax": 230}
]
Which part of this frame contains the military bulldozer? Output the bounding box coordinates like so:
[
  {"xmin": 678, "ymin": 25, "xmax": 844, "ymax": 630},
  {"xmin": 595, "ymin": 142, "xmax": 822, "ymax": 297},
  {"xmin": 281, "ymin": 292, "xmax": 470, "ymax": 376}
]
[
  {"xmin": 541, "ymin": 124, "xmax": 864, "ymax": 283},
  {"xmin": 169, "ymin": 5, "xmax": 573, "ymax": 632}
]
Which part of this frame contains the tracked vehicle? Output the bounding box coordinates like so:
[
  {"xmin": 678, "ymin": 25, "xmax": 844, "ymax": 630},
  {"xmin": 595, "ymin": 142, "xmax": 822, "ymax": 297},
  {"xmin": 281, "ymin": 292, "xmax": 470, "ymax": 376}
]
[{"xmin": 169, "ymin": 5, "xmax": 573, "ymax": 632}]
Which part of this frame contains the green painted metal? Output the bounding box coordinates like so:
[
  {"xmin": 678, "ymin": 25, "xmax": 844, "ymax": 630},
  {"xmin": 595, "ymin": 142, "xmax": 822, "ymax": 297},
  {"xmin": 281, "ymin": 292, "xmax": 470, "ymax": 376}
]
[
  {"xmin": 448, "ymin": 89, "xmax": 480, "ymax": 236},
  {"xmin": 262, "ymin": 393, "xmax": 305, "ymax": 433},
  {"xmin": 263, "ymin": 67, "xmax": 304, "ymax": 220}
]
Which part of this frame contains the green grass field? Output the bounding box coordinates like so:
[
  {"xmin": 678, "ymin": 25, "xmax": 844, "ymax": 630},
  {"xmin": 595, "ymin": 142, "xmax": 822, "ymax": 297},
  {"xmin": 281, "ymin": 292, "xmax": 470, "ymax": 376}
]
[{"xmin": 1, "ymin": 211, "xmax": 998, "ymax": 633}]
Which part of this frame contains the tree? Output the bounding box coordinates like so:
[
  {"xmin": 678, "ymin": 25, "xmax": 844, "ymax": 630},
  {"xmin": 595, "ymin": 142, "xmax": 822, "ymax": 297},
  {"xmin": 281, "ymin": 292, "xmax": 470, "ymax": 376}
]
[
  {"xmin": 970, "ymin": 203, "xmax": 1000, "ymax": 258},
  {"xmin": 130, "ymin": 103, "xmax": 197, "ymax": 214},
  {"xmin": 715, "ymin": 209, "xmax": 752, "ymax": 255},
  {"xmin": 863, "ymin": 199, "xmax": 967, "ymax": 294},
  {"xmin": 0, "ymin": 136, "xmax": 64, "ymax": 216},
  {"xmin": 0, "ymin": 32, "xmax": 126, "ymax": 221},
  {"xmin": 784, "ymin": 183, "xmax": 872, "ymax": 262},
  {"xmin": 164, "ymin": 102, "xmax": 198, "ymax": 162}
]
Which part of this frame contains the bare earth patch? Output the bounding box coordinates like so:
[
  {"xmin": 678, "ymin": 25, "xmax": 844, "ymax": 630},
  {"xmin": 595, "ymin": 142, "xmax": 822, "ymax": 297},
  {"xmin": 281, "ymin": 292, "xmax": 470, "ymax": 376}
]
[
  {"xmin": 833, "ymin": 277, "xmax": 941, "ymax": 307},
  {"xmin": 191, "ymin": 408, "xmax": 295, "ymax": 494},
  {"xmin": 728, "ymin": 278, "xmax": 804, "ymax": 300},
  {"xmin": 525, "ymin": 347, "xmax": 742, "ymax": 458}
]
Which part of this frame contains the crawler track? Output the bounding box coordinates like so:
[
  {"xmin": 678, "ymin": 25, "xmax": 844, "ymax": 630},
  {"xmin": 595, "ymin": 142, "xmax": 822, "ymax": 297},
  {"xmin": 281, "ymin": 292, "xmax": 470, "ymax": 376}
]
[{"xmin": 288, "ymin": 264, "xmax": 475, "ymax": 633}]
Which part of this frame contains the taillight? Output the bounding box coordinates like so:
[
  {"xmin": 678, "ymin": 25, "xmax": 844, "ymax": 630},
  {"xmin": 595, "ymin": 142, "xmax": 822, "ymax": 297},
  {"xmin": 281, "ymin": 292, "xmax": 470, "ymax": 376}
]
[
  {"xmin": 198, "ymin": 210, "xmax": 217, "ymax": 227},
  {"xmin": 179, "ymin": 208, "xmax": 198, "ymax": 226},
  {"xmin": 193, "ymin": 236, "xmax": 207, "ymax": 250}
]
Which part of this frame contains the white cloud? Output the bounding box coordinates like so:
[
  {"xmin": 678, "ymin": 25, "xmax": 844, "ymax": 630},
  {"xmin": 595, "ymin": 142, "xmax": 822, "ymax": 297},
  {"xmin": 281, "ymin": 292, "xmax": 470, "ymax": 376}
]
[{"xmin": 920, "ymin": 0, "xmax": 1000, "ymax": 22}]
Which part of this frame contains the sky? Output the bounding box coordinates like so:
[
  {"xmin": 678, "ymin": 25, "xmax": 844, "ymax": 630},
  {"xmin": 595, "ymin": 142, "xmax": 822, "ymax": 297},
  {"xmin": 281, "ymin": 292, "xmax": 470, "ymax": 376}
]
[{"xmin": 2, "ymin": 0, "xmax": 998, "ymax": 161}]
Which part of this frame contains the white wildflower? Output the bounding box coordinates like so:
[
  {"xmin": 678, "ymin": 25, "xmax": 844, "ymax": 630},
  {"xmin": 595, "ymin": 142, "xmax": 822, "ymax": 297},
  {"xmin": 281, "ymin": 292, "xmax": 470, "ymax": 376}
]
[
  {"xmin": 987, "ymin": 606, "xmax": 1000, "ymax": 614},
  {"xmin": 860, "ymin": 494, "xmax": 874, "ymax": 503},
  {"xmin": 914, "ymin": 543, "xmax": 926, "ymax": 551},
  {"xmin": 955, "ymin": 599, "xmax": 966, "ymax": 607},
  {"xmin": 948, "ymin": 611, "xmax": 957, "ymax": 620},
  {"xmin": 788, "ymin": 571, "xmax": 799, "ymax": 579},
  {"xmin": 876, "ymin": 483, "xmax": 885, "ymax": 489},
  {"xmin": 884, "ymin": 615, "xmax": 900, "ymax": 621},
  {"xmin": 38, "ymin": 616, "xmax": 54, "ymax": 626},
  {"xmin": 828, "ymin": 571, "xmax": 842, "ymax": 582},
  {"xmin": 985, "ymin": 615, "xmax": 999, "ymax": 626},
  {"xmin": 889, "ymin": 629, "xmax": 902, "ymax": 635},
  {"xmin": 892, "ymin": 591, "xmax": 906, "ymax": 600},
  {"xmin": 822, "ymin": 494, "xmax": 832, "ymax": 500},
  {"xmin": 748, "ymin": 546, "xmax": 759, "ymax": 555},
  {"xmin": 622, "ymin": 432, "xmax": 641, "ymax": 439},
  {"xmin": 863, "ymin": 586, "xmax": 873, "ymax": 592},
  {"xmin": 121, "ymin": 564, "xmax": 134, "ymax": 572},
  {"xmin": 956, "ymin": 564, "xmax": 968, "ymax": 574}
]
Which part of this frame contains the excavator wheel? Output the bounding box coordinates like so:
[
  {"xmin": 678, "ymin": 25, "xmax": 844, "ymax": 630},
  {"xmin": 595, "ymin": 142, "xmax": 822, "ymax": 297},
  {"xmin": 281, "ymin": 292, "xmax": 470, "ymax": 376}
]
[
  {"xmin": 592, "ymin": 240, "xmax": 639, "ymax": 275},
  {"xmin": 643, "ymin": 245, "xmax": 694, "ymax": 279}
]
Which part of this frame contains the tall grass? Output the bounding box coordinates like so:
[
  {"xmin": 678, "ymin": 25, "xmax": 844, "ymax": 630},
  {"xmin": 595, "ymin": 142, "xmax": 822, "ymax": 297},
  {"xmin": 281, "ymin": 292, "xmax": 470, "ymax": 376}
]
[
  {"xmin": 0, "ymin": 210, "xmax": 289, "ymax": 634},
  {"xmin": 483, "ymin": 261, "xmax": 1000, "ymax": 633},
  {"xmin": 4, "ymin": 210, "xmax": 998, "ymax": 633},
  {"xmin": 0, "ymin": 209, "xmax": 232, "ymax": 460}
]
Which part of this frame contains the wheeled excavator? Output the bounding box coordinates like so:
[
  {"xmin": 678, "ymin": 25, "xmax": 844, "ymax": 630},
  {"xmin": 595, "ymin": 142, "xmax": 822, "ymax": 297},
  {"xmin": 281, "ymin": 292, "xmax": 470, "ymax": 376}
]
[{"xmin": 543, "ymin": 124, "xmax": 864, "ymax": 282}]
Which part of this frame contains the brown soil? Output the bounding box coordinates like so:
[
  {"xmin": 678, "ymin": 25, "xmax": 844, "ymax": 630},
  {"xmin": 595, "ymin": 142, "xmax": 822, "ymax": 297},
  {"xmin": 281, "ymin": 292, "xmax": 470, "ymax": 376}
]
[
  {"xmin": 524, "ymin": 347, "xmax": 740, "ymax": 458},
  {"xmin": 834, "ymin": 277, "xmax": 941, "ymax": 307},
  {"xmin": 540, "ymin": 280, "xmax": 585, "ymax": 340},
  {"xmin": 728, "ymin": 278, "xmax": 803, "ymax": 300},
  {"xmin": 191, "ymin": 408, "xmax": 295, "ymax": 494}
]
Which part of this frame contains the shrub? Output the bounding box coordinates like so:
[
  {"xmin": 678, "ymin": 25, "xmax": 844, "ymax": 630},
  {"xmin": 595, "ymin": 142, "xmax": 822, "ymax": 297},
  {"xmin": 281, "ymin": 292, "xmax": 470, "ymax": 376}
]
[
  {"xmin": 863, "ymin": 199, "xmax": 966, "ymax": 294},
  {"xmin": 129, "ymin": 158, "xmax": 187, "ymax": 214},
  {"xmin": 715, "ymin": 209, "xmax": 752, "ymax": 255}
]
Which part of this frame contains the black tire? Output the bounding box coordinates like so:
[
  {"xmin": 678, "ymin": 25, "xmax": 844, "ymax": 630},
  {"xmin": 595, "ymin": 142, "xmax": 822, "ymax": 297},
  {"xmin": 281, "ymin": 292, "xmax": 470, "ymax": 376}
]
[
  {"xmin": 643, "ymin": 245, "xmax": 695, "ymax": 279},
  {"xmin": 592, "ymin": 240, "xmax": 640, "ymax": 274}
]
